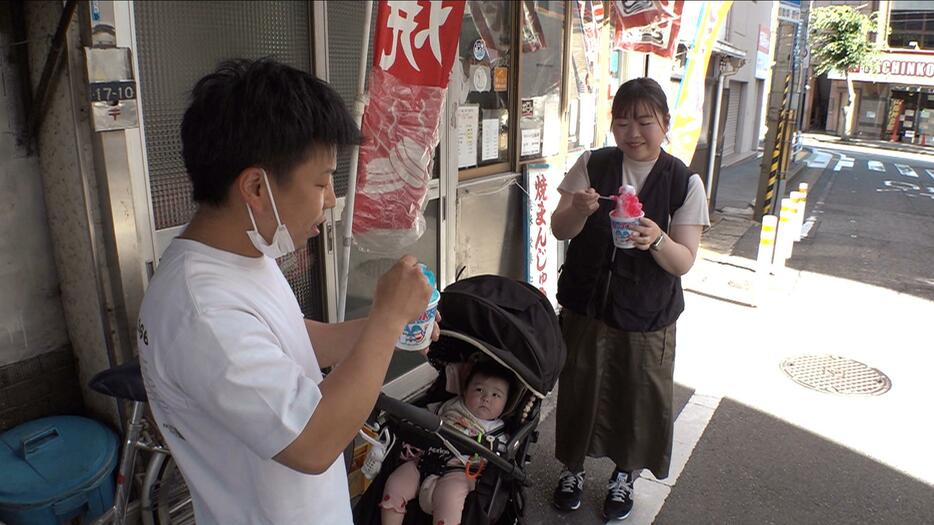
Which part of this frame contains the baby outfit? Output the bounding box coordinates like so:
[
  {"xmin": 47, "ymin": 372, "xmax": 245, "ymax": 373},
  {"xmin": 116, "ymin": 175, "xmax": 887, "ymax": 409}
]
[{"xmin": 380, "ymin": 397, "xmax": 505, "ymax": 525}]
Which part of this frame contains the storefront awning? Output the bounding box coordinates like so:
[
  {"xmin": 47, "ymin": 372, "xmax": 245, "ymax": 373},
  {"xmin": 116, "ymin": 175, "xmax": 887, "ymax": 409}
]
[{"xmin": 712, "ymin": 40, "xmax": 746, "ymax": 60}]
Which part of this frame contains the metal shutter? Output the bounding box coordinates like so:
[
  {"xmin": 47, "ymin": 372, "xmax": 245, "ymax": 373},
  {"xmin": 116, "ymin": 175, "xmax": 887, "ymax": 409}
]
[{"xmin": 722, "ymin": 81, "xmax": 742, "ymax": 157}]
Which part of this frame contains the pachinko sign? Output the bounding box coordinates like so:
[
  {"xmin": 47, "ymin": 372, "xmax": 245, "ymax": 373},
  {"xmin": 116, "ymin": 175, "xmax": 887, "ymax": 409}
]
[
  {"xmin": 611, "ymin": 0, "xmax": 684, "ymax": 58},
  {"xmin": 352, "ymin": 1, "xmax": 465, "ymax": 254},
  {"xmin": 669, "ymin": 0, "xmax": 732, "ymax": 165}
]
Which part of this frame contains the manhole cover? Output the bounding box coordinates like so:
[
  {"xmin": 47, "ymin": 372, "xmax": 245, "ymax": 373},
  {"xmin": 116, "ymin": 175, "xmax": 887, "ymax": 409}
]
[{"xmin": 780, "ymin": 355, "xmax": 891, "ymax": 396}]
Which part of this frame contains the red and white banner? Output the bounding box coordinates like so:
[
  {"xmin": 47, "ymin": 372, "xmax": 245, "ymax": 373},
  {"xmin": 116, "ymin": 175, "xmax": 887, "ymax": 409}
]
[
  {"xmin": 611, "ymin": 0, "xmax": 683, "ymax": 58},
  {"xmin": 352, "ymin": 1, "xmax": 465, "ymax": 253},
  {"xmin": 526, "ymin": 163, "xmax": 561, "ymax": 308}
]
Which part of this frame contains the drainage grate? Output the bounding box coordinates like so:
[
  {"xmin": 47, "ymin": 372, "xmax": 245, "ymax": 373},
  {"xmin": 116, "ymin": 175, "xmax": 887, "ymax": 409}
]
[{"xmin": 780, "ymin": 355, "xmax": 891, "ymax": 396}]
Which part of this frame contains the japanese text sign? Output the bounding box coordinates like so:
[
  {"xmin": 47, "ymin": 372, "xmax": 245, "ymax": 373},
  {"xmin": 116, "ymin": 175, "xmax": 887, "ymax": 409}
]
[
  {"xmin": 526, "ymin": 163, "xmax": 561, "ymax": 308},
  {"xmin": 374, "ymin": 0, "xmax": 466, "ymax": 87}
]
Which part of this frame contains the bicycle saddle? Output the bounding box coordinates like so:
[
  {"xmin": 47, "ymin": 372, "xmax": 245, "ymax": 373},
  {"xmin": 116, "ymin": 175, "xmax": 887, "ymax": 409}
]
[{"xmin": 89, "ymin": 359, "xmax": 148, "ymax": 402}]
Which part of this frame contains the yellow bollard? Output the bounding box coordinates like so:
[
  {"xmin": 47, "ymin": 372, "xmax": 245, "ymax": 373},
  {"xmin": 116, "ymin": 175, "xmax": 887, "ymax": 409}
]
[
  {"xmin": 790, "ymin": 191, "xmax": 805, "ymax": 242},
  {"xmin": 775, "ymin": 198, "xmax": 796, "ymax": 267},
  {"xmin": 757, "ymin": 215, "xmax": 778, "ymax": 273},
  {"xmin": 754, "ymin": 215, "xmax": 778, "ymax": 305},
  {"xmin": 797, "ymin": 183, "xmax": 809, "ymax": 240}
]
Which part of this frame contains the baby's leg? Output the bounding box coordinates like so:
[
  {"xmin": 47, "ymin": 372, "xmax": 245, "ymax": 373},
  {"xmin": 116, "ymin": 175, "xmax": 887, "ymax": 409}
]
[
  {"xmin": 429, "ymin": 471, "xmax": 472, "ymax": 525},
  {"xmin": 380, "ymin": 460, "xmax": 420, "ymax": 525}
]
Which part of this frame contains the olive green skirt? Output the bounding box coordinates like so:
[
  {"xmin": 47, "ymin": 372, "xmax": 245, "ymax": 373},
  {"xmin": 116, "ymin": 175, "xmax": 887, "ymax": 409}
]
[{"xmin": 554, "ymin": 309, "xmax": 676, "ymax": 479}]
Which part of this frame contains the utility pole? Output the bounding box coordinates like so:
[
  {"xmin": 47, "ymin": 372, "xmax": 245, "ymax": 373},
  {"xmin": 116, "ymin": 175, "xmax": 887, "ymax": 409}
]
[{"xmin": 755, "ymin": 11, "xmax": 800, "ymax": 221}]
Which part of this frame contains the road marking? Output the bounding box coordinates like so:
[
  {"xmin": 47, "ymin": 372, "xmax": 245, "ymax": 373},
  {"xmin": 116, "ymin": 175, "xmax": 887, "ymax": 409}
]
[
  {"xmin": 926, "ymin": 169, "xmax": 934, "ymax": 181},
  {"xmin": 801, "ymin": 216, "xmax": 818, "ymax": 239},
  {"xmin": 867, "ymin": 160, "xmax": 885, "ymax": 172},
  {"xmin": 909, "ymin": 187, "xmax": 934, "ymax": 200},
  {"xmin": 833, "ymin": 154, "xmax": 855, "ymax": 171},
  {"xmin": 877, "ymin": 180, "xmax": 921, "ymax": 192},
  {"xmin": 805, "ymin": 149, "xmax": 833, "ymax": 169},
  {"xmin": 895, "ymin": 164, "xmax": 918, "ymax": 178}
]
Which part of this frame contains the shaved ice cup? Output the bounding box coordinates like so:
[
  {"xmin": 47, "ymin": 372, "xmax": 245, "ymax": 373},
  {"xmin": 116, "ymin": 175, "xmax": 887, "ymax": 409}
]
[
  {"xmin": 396, "ymin": 264, "xmax": 441, "ymax": 351},
  {"xmin": 397, "ymin": 298, "xmax": 439, "ymax": 351},
  {"xmin": 610, "ymin": 212, "xmax": 643, "ymax": 249}
]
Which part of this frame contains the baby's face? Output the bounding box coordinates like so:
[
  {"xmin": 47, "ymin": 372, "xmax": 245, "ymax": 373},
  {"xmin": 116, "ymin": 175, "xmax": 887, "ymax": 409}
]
[{"xmin": 464, "ymin": 373, "xmax": 509, "ymax": 420}]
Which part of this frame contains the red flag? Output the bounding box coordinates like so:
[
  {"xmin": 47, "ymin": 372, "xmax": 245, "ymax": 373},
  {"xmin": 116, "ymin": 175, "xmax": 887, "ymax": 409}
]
[
  {"xmin": 611, "ymin": 0, "xmax": 683, "ymax": 58},
  {"xmin": 353, "ymin": 1, "xmax": 465, "ymax": 253},
  {"xmin": 372, "ymin": 0, "xmax": 464, "ymax": 87}
]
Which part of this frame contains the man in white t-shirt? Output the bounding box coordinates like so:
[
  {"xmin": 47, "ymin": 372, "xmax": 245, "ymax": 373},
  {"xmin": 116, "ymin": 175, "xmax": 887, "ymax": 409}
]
[{"xmin": 137, "ymin": 58, "xmax": 433, "ymax": 524}]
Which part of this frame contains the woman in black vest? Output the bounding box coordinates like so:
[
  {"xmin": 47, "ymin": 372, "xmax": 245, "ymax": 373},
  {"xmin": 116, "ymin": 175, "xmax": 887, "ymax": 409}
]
[{"xmin": 550, "ymin": 78, "xmax": 709, "ymax": 521}]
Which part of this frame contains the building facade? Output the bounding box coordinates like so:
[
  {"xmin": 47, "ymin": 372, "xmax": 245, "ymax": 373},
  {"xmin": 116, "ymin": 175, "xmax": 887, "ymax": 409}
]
[
  {"xmin": 807, "ymin": 0, "xmax": 934, "ymax": 147},
  {"xmin": 1, "ymin": 3, "xmax": 777, "ymax": 496}
]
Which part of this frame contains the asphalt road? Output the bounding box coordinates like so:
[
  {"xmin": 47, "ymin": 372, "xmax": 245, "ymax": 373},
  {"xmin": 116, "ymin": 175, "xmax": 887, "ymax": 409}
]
[{"xmin": 733, "ymin": 143, "xmax": 934, "ymax": 302}]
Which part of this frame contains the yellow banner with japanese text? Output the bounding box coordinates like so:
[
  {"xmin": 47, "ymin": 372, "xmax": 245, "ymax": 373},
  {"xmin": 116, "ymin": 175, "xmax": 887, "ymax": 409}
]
[{"xmin": 669, "ymin": 1, "xmax": 733, "ymax": 165}]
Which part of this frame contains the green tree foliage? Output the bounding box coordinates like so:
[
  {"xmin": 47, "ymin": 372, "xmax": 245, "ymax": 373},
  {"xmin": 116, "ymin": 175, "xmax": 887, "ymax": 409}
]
[
  {"xmin": 808, "ymin": 5, "xmax": 877, "ymax": 75},
  {"xmin": 807, "ymin": 6, "xmax": 878, "ymax": 137}
]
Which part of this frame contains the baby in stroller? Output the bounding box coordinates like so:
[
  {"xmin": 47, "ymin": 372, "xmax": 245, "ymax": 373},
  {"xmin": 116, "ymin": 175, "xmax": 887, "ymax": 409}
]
[
  {"xmin": 380, "ymin": 361, "xmax": 513, "ymax": 525},
  {"xmin": 354, "ymin": 274, "xmax": 566, "ymax": 525}
]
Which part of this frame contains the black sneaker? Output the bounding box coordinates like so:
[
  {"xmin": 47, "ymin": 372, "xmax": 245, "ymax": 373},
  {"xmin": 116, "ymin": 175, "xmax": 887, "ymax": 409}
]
[
  {"xmin": 603, "ymin": 470, "xmax": 634, "ymax": 521},
  {"xmin": 552, "ymin": 470, "xmax": 585, "ymax": 512}
]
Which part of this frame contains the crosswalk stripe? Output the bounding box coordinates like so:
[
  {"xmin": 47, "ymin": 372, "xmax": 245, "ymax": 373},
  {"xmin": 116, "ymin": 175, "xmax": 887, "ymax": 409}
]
[
  {"xmin": 805, "ymin": 150, "xmax": 832, "ymax": 169},
  {"xmin": 833, "ymin": 155, "xmax": 855, "ymax": 172},
  {"xmin": 895, "ymin": 164, "xmax": 918, "ymax": 178}
]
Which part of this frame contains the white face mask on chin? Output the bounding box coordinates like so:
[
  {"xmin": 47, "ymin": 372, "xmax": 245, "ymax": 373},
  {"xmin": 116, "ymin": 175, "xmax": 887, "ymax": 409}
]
[{"xmin": 245, "ymin": 169, "xmax": 296, "ymax": 259}]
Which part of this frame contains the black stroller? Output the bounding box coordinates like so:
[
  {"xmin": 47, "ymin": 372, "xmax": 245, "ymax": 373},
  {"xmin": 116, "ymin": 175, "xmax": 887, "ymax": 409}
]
[{"xmin": 354, "ymin": 275, "xmax": 566, "ymax": 525}]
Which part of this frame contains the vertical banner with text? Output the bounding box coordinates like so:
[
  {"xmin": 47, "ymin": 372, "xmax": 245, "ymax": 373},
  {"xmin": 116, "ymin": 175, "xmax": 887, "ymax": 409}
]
[
  {"xmin": 669, "ymin": 0, "xmax": 733, "ymax": 165},
  {"xmin": 352, "ymin": 1, "xmax": 465, "ymax": 254},
  {"xmin": 525, "ymin": 163, "xmax": 561, "ymax": 308}
]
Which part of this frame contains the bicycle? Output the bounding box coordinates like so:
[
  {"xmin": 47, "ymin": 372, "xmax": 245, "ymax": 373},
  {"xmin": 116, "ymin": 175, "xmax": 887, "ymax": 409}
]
[{"xmin": 88, "ymin": 359, "xmax": 195, "ymax": 525}]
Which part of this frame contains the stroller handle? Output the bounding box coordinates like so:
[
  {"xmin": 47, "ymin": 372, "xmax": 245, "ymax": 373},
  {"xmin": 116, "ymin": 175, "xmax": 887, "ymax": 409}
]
[
  {"xmin": 376, "ymin": 393, "xmax": 443, "ymax": 432},
  {"xmin": 375, "ymin": 394, "xmax": 528, "ymax": 484}
]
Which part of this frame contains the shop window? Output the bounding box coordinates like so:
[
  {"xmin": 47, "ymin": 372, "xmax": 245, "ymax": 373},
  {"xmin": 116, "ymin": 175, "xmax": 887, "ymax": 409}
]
[
  {"xmin": 518, "ymin": 0, "xmax": 567, "ymax": 162},
  {"xmin": 567, "ymin": 0, "xmax": 601, "ymax": 153},
  {"xmin": 888, "ymin": 8, "xmax": 934, "ymax": 49},
  {"xmin": 336, "ymin": 198, "xmax": 441, "ymax": 382},
  {"xmin": 456, "ymin": 1, "xmax": 515, "ymax": 174}
]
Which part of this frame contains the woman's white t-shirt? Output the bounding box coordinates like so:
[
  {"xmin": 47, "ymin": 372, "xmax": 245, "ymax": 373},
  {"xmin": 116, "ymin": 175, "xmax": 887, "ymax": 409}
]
[
  {"xmin": 138, "ymin": 239, "xmax": 352, "ymax": 524},
  {"xmin": 558, "ymin": 150, "xmax": 710, "ymax": 227}
]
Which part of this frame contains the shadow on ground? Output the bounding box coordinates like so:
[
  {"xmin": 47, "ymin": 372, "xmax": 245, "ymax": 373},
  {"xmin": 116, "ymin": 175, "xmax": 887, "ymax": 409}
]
[{"xmin": 654, "ymin": 397, "xmax": 934, "ymax": 525}]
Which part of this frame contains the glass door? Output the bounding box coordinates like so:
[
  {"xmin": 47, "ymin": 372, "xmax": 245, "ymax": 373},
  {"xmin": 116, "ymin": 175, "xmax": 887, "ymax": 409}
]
[{"xmin": 131, "ymin": 1, "xmax": 327, "ymax": 320}]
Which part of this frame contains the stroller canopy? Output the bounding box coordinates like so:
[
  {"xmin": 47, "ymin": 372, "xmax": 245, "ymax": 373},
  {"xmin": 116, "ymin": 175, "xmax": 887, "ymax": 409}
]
[{"xmin": 432, "ymin": 275, "xmax": 566, "ymax": 398}]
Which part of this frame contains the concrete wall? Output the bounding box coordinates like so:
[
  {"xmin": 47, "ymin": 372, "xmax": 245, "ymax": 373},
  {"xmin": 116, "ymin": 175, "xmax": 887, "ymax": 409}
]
[
  {"xmin": 0, "ymin": 8, "xmax": 69, "ymax": 368},
  {"xmin": 23, "ymin": 1, "xmax": 119, "ymax": 424},
  {"xmin": 0, "ymin": 1, "xmax": 84, "ymax": 430},
  {"xmin": 721, "ymin": 0, "xmax": 775, "ymax": 166}
]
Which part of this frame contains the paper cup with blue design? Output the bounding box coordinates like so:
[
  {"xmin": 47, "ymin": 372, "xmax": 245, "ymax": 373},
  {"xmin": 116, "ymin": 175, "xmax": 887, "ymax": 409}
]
[
  {"xmin": 397, "ymin": 264, "xmax": 441, "ymax": 351},
  {"xmin": 610, "ymin": 212, "xmax": 644, "ymax": 249}
]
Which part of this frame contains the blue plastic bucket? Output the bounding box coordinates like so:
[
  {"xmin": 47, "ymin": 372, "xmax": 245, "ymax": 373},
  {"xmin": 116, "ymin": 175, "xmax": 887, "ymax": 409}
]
[{"xmin": 0, "ymin": 416, "xmax": 118, "ymax": 524}]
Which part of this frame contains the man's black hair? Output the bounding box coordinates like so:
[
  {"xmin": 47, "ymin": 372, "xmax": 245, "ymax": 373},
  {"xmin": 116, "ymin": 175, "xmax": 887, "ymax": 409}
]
[
  {"xmin": 611, "ymin": 77, "xmax": 671, "ymax": 128},
  {"xmin": 181, "ymin": 57, "xmax": 360, "ymax": 205}
]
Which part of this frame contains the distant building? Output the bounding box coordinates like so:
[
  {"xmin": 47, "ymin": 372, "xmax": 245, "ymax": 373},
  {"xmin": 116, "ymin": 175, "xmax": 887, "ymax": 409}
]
[{"xmin": 804, "ymin": 0, "xmax": 934, "ymax": 148}]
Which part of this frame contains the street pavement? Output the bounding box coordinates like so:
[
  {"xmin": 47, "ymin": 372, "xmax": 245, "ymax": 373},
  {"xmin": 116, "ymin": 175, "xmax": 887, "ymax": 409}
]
[{"xmin": 522, "ymin": 140, "xmax": 934, "ymax": 524}]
